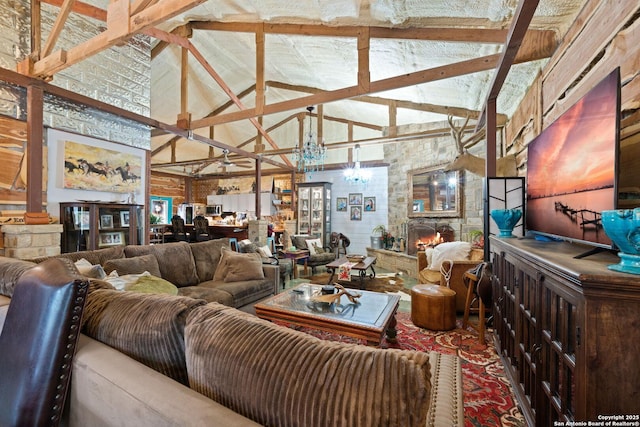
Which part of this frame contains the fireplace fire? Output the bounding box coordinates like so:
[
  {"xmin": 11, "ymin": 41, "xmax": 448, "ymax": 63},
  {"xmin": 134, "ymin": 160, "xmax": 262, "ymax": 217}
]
[{"xmin": 406, "ymin": 220, "xmax": 454, "ymax": 256}]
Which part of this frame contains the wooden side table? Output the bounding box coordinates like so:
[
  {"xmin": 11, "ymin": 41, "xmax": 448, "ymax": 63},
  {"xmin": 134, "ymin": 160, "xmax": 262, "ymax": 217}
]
[{"xmin": 281, "ymin": 249, "xmax": 310, "ymax": 278}]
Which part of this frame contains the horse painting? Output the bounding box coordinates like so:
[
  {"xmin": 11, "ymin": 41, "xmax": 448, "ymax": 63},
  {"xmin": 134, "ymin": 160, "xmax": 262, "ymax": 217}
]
[{"xmin": 63, "ymin": 140, "xmax": 141, "ymax": 193}]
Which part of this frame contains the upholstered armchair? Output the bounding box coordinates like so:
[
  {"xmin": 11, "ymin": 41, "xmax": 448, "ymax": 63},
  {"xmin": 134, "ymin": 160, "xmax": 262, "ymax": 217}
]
[
  {"xmin": 290, "ymin": 235, "xmax": 336, "ymax": 274},
  {"xmin": 417, "ymin": 242, "xmax": 484, "ymax": 313}
]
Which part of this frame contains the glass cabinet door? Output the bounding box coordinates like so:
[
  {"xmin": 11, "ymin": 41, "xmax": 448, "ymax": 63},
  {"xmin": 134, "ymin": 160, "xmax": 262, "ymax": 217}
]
[
  {"xmin": 61, "ymin": 204, "xmax": 92, "ymax": 253},
  {"xmin": 296, "ymin": 182, "xmax": 331, "ymax": 247},
  {"xmin": 298, "ymin": 187, "xmax": 310, "ymax": 234},
  {"xmin": 98, "ymin": 206, "xmax": 131, "ymax": 248}
]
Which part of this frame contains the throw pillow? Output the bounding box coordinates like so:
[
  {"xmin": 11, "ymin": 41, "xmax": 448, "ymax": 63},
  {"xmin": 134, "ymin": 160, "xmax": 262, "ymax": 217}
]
[
  {"xmin": 74, "ymin": 258, "xmax": 107, "ymax": 279},
  {"xmin": 213, "ymin": 245, "xmax": 234, "ymax": 281},
  {"xmin": 129, "ymin": 275, "xmax": 178, "ymax": 295},
  {"xmin": 305, "ymin": 238, "xmax": 323, "ymax": 255},
  {"xmin": 256, "ymin": 245, "xmax": 273, "ymax": 258},
  {"xmin": 429, "ymin": 241, "xmax": 472, "ymax": 271},
  {"xmin": 103, "ymin": 254, "xmax": 162, "ymax": 277},
  {"xmin": 223, "ymin": 252, "xmax": 265, "ymax": 282}
]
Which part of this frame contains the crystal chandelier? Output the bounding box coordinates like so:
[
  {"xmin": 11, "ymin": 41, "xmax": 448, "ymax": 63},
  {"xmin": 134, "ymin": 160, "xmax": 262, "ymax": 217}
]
[
  {"xmin": 292, "ymin": 106, "xmax": 327, "ymax": 173},
  {"xmin": 343, "ymin": 144, "xmax": 372, "ymax": 185}
]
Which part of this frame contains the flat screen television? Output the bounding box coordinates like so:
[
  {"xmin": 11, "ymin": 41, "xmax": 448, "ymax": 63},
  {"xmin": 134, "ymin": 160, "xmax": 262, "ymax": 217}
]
[{"xmin": 526, "ymin": 68, "xmax": 620, "ymax": 250}]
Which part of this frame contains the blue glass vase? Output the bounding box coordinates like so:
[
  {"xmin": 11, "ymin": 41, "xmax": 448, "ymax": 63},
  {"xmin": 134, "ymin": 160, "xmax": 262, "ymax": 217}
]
[
  {"xmin": 490, "ymin": 209, "xmax": 522, "ymax": 238},
  {"xmin": 601, "ymin": 208, "xmax": 640, "ymax": 275}
]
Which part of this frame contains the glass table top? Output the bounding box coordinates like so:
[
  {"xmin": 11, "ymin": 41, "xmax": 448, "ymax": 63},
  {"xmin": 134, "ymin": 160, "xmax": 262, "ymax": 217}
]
[{"xmin": 258, "ymin": 283, "xmax": 400, "ymax": 329}]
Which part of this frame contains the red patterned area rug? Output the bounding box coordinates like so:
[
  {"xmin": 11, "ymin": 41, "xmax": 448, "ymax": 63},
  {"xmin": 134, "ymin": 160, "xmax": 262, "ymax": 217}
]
[{"xmin": 280, "ymin": 312, "xmax": 525, "ymax": 427}]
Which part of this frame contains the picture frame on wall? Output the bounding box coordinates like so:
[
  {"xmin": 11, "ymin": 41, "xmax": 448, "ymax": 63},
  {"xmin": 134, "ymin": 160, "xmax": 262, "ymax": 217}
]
[
  {"xmin": 350, "ymin": 206, "xmax": 362, "ymax": 221},
  {"xmin": 348, "ymin": 193, "xmax": 362, "ymax": 205},
  {"xmin": 336, "ymin": 197, "xmax": 347, "ymax": 212},
  {"xmin": 364, "ymin": 197, "xmax": 376, "ymax": 212},
  {"xmin": 120, "ymin": 211, "xmax": 130, "ymax": 227},
  {"xmin": 99, "ymin": 214, "xmax": 113, "ymax": 229}
]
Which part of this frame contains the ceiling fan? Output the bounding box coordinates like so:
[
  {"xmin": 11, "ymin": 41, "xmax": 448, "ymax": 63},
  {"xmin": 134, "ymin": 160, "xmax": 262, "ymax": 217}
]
[{"xmin": 215, "ymin": 149, "xmax": 252, "ymax": 169}]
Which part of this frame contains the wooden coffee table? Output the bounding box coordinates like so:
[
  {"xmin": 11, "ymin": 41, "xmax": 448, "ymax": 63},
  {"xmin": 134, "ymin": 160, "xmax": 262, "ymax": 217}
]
[
  {"xmin": 325, "ymin": 256, "xmax": 377, "ymax": 289},
  {"xmin": 255, "ymin": 283, "xmax": 400, "ymax": 346}
]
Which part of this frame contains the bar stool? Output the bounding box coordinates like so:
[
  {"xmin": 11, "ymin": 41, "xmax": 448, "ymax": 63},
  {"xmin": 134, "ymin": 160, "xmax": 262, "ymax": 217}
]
[{"xmin": 462, "ymin": 266, "xmax": 490, "ymax": 345}]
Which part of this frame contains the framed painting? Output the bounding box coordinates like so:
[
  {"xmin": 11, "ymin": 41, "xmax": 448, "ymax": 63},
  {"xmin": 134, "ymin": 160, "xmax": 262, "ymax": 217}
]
[
  {"xmin": 364, "ymin": 197, "xmax": 376, "ymax": 212},
  {"xmin": 350, "ymin": 206, "xmax": 362, "ymax": 221},
  {"xmin": 336, "ymin": 197, "xmax": 347, "ymax": 212},
  {"xmin": 63, "ymin": 140, "xmax": 142, "ymax": 193},
  {"xmin": 348, "ymin": 193, "xmax": 362, "ymax": 205}
]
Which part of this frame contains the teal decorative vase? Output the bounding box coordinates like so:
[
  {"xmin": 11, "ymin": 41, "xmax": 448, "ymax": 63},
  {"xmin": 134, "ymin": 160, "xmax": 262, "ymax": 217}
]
[
  {"xmin": 491, "ymin": 209, "xmax": 522, "ymax": 238},
  {"xmin": 601, "ymin": 208, "xmax": 640, "ymax": 275}
]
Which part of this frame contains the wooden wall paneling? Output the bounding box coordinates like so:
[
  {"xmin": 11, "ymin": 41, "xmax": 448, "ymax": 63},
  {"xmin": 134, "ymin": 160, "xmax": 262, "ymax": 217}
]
[
  {"xmin": 547, "ymin": 14, "xmax": 640, "ymax": 123},
  {"xmin": 0, "ymin": 147, "xmax": 23, "ymax": 190},
  {"xmin": 542, "ymin": 2, "xmax": 639, "ymax": 114}
]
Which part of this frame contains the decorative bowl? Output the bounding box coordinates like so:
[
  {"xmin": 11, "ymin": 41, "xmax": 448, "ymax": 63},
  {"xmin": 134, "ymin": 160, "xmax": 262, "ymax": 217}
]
[
  {"xmin": 601, "ymin": 208, "xmax": 640, "ymax": 275},
  {"xmin": 490, "ymin": 209, "xmax": 522, "ymax": 238}
]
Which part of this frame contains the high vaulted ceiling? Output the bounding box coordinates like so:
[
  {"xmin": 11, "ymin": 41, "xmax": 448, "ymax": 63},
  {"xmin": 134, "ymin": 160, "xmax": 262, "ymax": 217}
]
[{"xmin": 30, "ymin": 0, "xmax": 588, "ymax": 177}]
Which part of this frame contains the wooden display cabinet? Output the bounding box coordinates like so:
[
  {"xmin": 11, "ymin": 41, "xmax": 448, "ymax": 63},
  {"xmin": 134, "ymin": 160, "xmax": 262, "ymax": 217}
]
[
  {"xmin": 60, "ymin": 202, "xmax": 144, "ymax": 252},
  {"xmin": 296, "ymin": 182, "xmax": 331, "ymax": 247},
  {"xmin": 490, "ymin": 237, "xmax": 640, "ymax": 425}
]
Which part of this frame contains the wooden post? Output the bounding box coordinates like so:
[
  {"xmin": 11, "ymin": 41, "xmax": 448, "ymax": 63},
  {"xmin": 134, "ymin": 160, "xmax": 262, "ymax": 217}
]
[{"xmin": 26, "ymin": 84, "xmax": 44, "ymax": 212}]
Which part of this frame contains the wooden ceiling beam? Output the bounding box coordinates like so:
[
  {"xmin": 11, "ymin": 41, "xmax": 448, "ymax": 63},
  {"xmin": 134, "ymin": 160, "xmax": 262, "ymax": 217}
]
[
  {"xmin": 41, "ymin": 0, "xmax": 76, "ymax": 58},
  {"xmin": 20, "ymin": 0, "xmax": 205, "ymax": 80},
  {"xmin": 476, "ymin": 0, "xmax": 540, "ymax": 130},
  {"xmin": 188, "ymin": 20, "xmax": 555, "ymax": 45},
  {"xmin": 148, "ymin": 28, "xmax": 293, "ymax": 167},
  {"xmin": 191, "ymin": 52, "xmax": 507, "ymax": 129}
]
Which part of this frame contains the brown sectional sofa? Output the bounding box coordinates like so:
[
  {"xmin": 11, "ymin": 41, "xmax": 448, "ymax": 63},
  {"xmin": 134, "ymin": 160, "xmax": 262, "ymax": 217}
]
[
  {"xmin": 0, "ymin": 255, "xmax": 464, "ymax": 427},
  {"xmin": 29, "ymin": 238, "xmax": 279, "ymax": 310}
]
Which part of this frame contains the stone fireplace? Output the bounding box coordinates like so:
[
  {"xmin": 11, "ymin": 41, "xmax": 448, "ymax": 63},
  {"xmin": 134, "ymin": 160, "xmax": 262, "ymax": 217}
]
[{"xmin": 406, "ymin": 220, "xmax": 454, "ymax": 256}]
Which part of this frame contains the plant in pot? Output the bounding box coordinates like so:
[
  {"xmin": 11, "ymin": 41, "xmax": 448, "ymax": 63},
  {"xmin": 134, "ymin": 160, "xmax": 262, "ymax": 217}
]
[
  {"xmin": 470, "ymin": 229, "xmax": 484, "ymax": 249},
  {"xmin": 371, "ymin": 225, "xmax": 386, "ymax": 249}
]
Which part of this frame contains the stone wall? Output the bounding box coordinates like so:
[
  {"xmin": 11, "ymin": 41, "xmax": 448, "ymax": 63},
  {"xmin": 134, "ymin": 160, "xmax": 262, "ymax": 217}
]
[{"xmin": 383, "ymin": 120, "xmax": 484, "ymax": 244}]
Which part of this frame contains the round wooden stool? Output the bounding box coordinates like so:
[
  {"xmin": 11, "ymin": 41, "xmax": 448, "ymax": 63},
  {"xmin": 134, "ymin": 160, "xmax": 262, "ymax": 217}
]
[{"xmin": 411, "ymin": 284, "xmax": 457, "ymax": 330}]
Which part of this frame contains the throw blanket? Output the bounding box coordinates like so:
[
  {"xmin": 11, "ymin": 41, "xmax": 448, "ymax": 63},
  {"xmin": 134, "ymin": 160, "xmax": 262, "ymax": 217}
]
[{"xmin": 338, "ymin": 261, "xmax": 356, "ymax": 281}]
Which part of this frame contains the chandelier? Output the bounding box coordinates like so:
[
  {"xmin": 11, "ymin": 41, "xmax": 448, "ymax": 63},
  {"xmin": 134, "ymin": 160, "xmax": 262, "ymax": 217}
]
[
  {"xmin": 292, "ymin": 106, "xmax": 327, "ymax": 174},
  {"xmin": 343, "ymin": 144, "xmax": 372, "ymax": 185}
]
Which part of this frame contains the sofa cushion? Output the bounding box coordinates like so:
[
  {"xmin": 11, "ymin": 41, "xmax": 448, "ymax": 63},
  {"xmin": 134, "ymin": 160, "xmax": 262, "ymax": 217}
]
[
  {"xmin": 103, "ymin": 254, "xmax": 162, "ymax": 277},
  {"xmin": 214, "ymin": 246, "xmax": 264, "ymax": 282},
  {"xmin": 177, "ymin": 286, "xmax": 234, "ymax": 306},
  {"xmin": 184, "ymin": 303, "xmax": 432, "ymax": 427},
  {"xmin": 82, "ymin": 289, "xmax": 206, "ymax": 385},
  {"xmin": 0, "ymin": 257, "xmax": 36, "ymax": 297},
  {"xmin": 31, "ymin": 245, "xmax": 125, "ymax": 266},
  {"xmin": 124, "ymin": 242, "xmax": 199, "ymax": 288},
  {"xmin": 190, "ymin": 238, "xmax": 229, "ymax": 283}
]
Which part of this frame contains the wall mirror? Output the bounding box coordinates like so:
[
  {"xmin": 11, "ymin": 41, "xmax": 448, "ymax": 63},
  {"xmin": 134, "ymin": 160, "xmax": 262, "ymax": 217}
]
[{"xmin": 408, "ymin": 165, "xmax": 461, "ymax": 217}]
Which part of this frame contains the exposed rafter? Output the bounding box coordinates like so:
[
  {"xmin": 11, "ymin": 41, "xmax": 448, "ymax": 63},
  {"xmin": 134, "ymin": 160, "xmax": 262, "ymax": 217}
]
[{"xmin": 18, "ymin": 0, "xmax": 206, "ymax": 80}]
